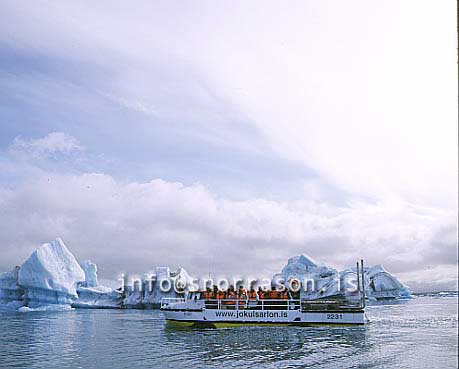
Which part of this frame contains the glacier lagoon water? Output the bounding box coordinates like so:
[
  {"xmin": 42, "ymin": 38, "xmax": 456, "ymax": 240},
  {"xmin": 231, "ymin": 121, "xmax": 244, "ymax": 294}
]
[{"xmin": 0, "ymin": 295, "xmax": 457, "ymax": 369}]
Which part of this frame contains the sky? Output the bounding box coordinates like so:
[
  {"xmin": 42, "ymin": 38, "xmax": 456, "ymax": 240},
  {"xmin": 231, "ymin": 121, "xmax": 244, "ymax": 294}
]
[{"xmin": 0, "ymin": 1, "xmax": 457, "ymax": 292}]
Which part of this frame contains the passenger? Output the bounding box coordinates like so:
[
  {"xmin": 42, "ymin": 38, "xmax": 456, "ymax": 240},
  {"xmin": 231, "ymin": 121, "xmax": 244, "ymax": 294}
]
[
  {"xmin": 227, "ymin": 290, "xmax": 236, "ymax": 309},
  {"xmin": 258, "ymin": 287, "xmax": 265, "ymax": 300},
  {"xmin": 202, "ymin": 288, "xmax": 213, "ymax": 309},
  {"xmin": 203, "ymin": 288, "xmax": 212, "ymax": 300},
  {"xmin": 245, "ymin": 288, "xmax": 257, "ymax": 308},
  {"xmin": 226, "ymin": 286, "xmax": 233, "ymax": 302},
  {"xmin": 237, "ymin": 286, "xmax": 247, "ymax": 309}
]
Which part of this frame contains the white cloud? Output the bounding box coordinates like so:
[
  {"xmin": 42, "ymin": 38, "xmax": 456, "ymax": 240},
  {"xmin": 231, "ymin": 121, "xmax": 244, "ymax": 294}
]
[
  {"xmin": 0, "ymin": 171, "xmax": 455, "ymax": 291},
  {"xmin": 9, "ymin": 132, "xmax": 83, "ymax": 159},
  {"xmin": 3, "ymin": 1, "xmax": 455, "ymax": 208},
  {"xmin": 196, "ymin": 1, "xmax": 458, "ymax": 209}
]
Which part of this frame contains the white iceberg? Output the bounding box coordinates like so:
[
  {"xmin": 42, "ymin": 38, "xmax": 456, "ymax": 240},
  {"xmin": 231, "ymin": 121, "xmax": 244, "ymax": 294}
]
[
  {"xmin": 75, "ymin": 260, "xmax": 121, "ymax": 308},
  {"xmin": 274, "ymin": 254, "xmax": 411, "ymax": 301},
  {"xmin": 0, "ymin": 266, "xmax": 24, "ymax": 304},
  {"xmin": 0, "ymin": 238, "xmax": 122, "ymax": 311},
  {"xmin": 0, "ymin": 266, "xmax": 25, "ymax": 310},
  {"xmin": 273, "ymin": 255, "xmax": 351, "ymax": 300},
  {"xmin": 74, "ymin": 285, "xmax": 121, "ymax": 309},
  {"xmin": 365, "ymin": 264, "xmax": 411, "ymax": 299},
  {"xmin": 80, "ymin": 260, "xmax": 98, "ymax": 287},
  {"xmin": 123, "ymin": 266, "xmax": 196, "ymax": 308},
  {"xmin": 17, "ymin": 238, "xmax": 85, "ymax": 308}
]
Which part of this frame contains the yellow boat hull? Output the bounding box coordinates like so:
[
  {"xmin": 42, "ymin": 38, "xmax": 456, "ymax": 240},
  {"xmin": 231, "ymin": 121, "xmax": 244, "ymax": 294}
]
[{"xmin": 166, "ymin": 319, "xmax": 364, "ymax": 329}]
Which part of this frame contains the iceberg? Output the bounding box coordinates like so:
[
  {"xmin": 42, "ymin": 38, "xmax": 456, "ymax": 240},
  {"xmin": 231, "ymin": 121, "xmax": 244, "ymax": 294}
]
[
  {"xmin": 273, "ymin": 255, "xmax": 352, "ymax": 300},
  {"xmin": 17, "ymin": 238, "xmax": 85, "ymax": 308},
  {"xmin": 74, "ymin": 285, "xmax": 121, "ymax": 309},
  {"xmin": 123, "ymin": 266, "xmax": 196, "ymax": 309},
  {"xmin": 80, "ymin": 260, "xmax": 98, "ymax": 287},
  {"xmin": 365, "ymin": 264, "xmax": 411, "ymax": 299},
  {"xmin": 122, "ymin": 274, "xmax": 144, "ymax": 308},
  {"xmin": 274, "ymin": 254, "xmax": 411, "ymax": 301},
  {"xmin": 0, "ymin": 266, "xmax": 25, "ymax": 310},
  {"xmin": 0, "ymin": 238, "xmax": 121, "ymax": 311},
  {"xmin": 74, "ymin": 259, "xmax": 121, "ymax": 309}
]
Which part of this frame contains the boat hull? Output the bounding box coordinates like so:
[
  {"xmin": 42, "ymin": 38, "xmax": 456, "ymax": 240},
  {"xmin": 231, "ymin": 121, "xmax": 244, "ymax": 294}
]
[{"xmin": 162, "ymin": 308, "xmax": 366, "ymax": 327}]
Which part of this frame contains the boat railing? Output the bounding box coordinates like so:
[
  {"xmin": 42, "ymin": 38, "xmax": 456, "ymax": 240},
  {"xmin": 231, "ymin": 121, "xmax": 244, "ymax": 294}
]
[
  {"xmin": 300, "ymin": 299, "xmax": 363, "ymax": 311},
  {"xmin": 204, "ymin": 299, "xmax": 301, "ymax": 311},
  {"xmin": 203, "ymin": 298, "xmax": 363, "ymax": 311}
]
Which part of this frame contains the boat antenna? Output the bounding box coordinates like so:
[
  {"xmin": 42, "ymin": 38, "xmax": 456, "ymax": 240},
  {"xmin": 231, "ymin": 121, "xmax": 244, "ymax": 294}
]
[
  {"xmin": 360, "ymin": 259, "xmax": 366, "ymax": 308},
  {"xmin": 356, "ymin": 261, "xmax": 361, "ymax": 307}
]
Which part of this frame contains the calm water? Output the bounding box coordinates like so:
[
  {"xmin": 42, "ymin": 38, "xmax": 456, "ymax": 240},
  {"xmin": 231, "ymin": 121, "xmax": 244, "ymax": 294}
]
[{"xmin": 0, "ymin": 295, "xmax": 457, "ymax": 369}]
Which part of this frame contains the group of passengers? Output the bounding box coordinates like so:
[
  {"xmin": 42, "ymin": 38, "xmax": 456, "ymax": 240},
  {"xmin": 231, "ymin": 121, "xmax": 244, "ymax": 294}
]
[{"xmin": 202, "ymin": 285, "xmax": 296, "ymax": 301}]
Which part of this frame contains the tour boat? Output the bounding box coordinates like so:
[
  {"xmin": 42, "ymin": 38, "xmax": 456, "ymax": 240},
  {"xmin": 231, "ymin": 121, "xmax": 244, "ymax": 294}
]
[
  {"xmin": 161, "ymin": 260, "xmax": 369, "ymax": 328},
  {"xmin": 161, "ymin": 295, "xmax": 367, "ymax": 328}
]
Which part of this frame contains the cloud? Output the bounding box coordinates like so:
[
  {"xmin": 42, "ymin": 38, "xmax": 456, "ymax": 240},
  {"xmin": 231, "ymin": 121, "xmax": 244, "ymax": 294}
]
[
  {"xmin": 0, "ymin": 168, "xmax": 455, "ymax": 291},
  {"xmin": 2, "ymin": 0, "xmax": 455, "ymax": 209},
  {"xmin": 9, "ymin": 132, "xmax": 83, "ymax": 159}
]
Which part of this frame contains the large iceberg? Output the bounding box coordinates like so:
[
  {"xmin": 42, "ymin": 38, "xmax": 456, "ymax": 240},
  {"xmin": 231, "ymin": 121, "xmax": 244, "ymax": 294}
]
[
  {"xmin": 365, "ymin": 264, "xmax": 411, "ymax": 299},
  {"xmin": 273, "ymin": 255, "xmax": 358, "ymax": 301},
  {"xmin": 273, "ymin": 254, "xmax": 411, "ymax": 301},
  {"xmin": 18, "ymin": 238, "xmax": 85, "ymax": 308},
  {"xmin": 1, "ymin": 238, "xmax": 86, "ymax": 311},
  {"xmin": 0, "ymin": 238, "xmax": 121, "ymax": 311},
  {"xmin": 123, "ymin": 266, "xmax": 196, "ymax": 309}
]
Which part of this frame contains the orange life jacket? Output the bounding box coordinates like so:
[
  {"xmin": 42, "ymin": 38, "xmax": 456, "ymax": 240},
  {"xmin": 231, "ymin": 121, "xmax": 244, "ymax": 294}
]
[
  {"xmin": 269, "ymin": 290, "xmax": 279, "ymax": 299},
  {"xmin": 203, "ymin": 291, "xmax": 212, "ymax": 299}
]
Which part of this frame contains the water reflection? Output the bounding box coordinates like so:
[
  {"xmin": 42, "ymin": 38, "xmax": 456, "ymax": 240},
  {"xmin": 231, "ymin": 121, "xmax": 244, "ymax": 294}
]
[{"xmin": 162, "ymin": 324, "xmax": 369, "ymax": 368}]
